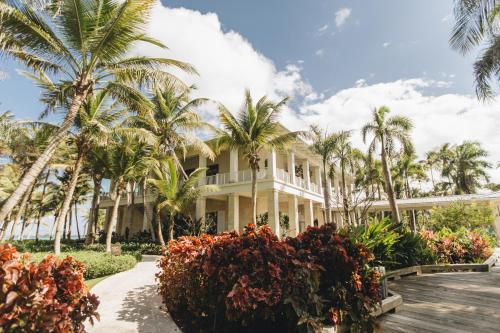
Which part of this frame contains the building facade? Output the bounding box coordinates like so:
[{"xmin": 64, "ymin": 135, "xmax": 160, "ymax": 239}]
[{"xmin": 99, "ymin": 134, "xmax": 346, "ymax": 238}]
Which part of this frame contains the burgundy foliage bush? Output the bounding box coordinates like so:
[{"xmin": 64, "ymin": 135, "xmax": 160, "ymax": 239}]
[
  {"xmin": 0, "ymin": 244, "xmax": 99, "ymax": 332},
  {"xmin": 157, "ymin": 224, "xmax": 380, "ymax": 333}
]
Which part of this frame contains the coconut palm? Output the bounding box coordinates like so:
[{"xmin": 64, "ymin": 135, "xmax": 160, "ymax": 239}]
[
  {"xmin": 0, "ymin": 111, "xmax": 17, "ymax": 156},
  {"xmin": 53, "ymin": 92, "xmax": 120, "ymax": 254},
  {"xmin": 84, "ymin": 146, "xmax": 109, "ymax": 244},
  {"xmin": 362, "ymin": 106, "xmax": 413, "ymax": 225},
  {"xmin": 450, "ymin": 0, "xmax": 500, "ymax": 99},
  {"xmin": 127, "ymin": 83, "xmax": 215, "ymax": 174},
  {"xmin": 104, "ymin": 133, "xmax": 153, "ymax": 252},
  {"xmin": 147, "ymin": 158, "xmax": 216, "ymax": 245},
  {"xmin": 451, "ymin": 141, "xmax": 491, "ymax": 194},
  {"xmin": 434, "ymin": 143, "xmax": 456, "ymax": 195},
  {"xmin": 0, "ymin": 0, "xmax": 195, "ymax": 227},
  {"xmin": 331, "ymin": 130, "xmax": 357, "ymax": 226},
  {"xmin": 310, "ymin": 126, "xmax": 345, "ymax": 226},
  {"xmin": 216, "ymin": 90, "xmax": 300, "ymax": 226}
]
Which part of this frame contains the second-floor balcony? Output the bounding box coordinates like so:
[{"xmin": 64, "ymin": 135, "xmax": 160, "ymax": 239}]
[{"xmin": 204, "ymin": 167, "xmax": 322, "ymax": 195}]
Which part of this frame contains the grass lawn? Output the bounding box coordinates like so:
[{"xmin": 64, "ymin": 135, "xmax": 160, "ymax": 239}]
[{"xmin": 86, "ymin": 275, "xmax": 110, "ymax": 289}]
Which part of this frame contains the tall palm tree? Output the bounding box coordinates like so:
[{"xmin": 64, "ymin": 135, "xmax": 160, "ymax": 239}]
[
  {"xmin": 362, "ymin": 106, "xmax": 413, "ymax": 225},
  {"xmin": 53, "ymin": 92, "xmax": 120, "ymax": 254},
  {"xmin": 310, "ymin": 126, "xmax": 344, "ymax": 226},
  {"xmin": 423, "ymin": 150, "xmax": 439, "ymax": 191},
  {"xmin": 84, "ymin": 146, "xmax": 109, "ymax": 244},
  {"xmin": 332, "ymin": 130, "xmax": 357, "ymax": 226},
  {"xmin": 104, "ymin": 133, "xmax": 153, "ymax": 252},
  {"xmin": 127, "ymin": 83, "xmax": 215, "ymax": 174},
  {"xmin": 435, "ymin": 143, "xmax": 456, "ymax": 195},
  {"xmin": 147, "ymin": 158, "xmax": 216, "ymax": 245},
  {"xmin": 452, "ymin": 141, "xmax": 491, "ymax": 194},
  {"xmin": 0, "ymin": 0, "xmax": 194, "ymax": 227},
  {"xmin": 450, "ymin": 0, "xmax": 499, "ymax": 99},
  {"xmin": 216, "ymin": 90, "xmax": 300, "ymax": 226}
]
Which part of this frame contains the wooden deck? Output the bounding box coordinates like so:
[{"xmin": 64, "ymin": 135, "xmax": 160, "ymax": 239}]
[{"xmin": 380, "ymin": 266, "xmax": 500, "ymax": 333}]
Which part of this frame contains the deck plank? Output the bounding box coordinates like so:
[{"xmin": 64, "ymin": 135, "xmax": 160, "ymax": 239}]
[{"xmin": 379, "ymin": 267, "xmax": 500, "ymax": 332}]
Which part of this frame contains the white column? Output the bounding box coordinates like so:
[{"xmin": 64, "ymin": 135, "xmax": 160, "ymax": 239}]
[
  {"xmin": 229, "ymin": 149, "xmax": 238, "ymax": 182},
  {"xmin": 304, "ymin": 160, "xmax": 311, "ymax": 190},
  {"xmin": 267, "ymin": 149, "xmax": 277, "ymax": 179},
  {"xmin": 304, "ymin": 199, "xmax": 314, "ymax": 227},
  {"xmin": 288, "ymin": 195, "xmax": 299, "ymax": 236},
  {"xmin": 268, "ymin": 190, "xmax": 280, "ymax": 236},
  {"xmin": 287, "ymin": 150, "xmax": 296, "ymax": 185},
  {"xmin": 195, "ymin": 198, "xmax": 206, "ymax": 223},
  {"xmin": 228, "ymin": 194, "xmax": 239, "ymax": 232},
  {"xmin": 316, "ymin": 167, "xmax": 323, "ymax": 195}
]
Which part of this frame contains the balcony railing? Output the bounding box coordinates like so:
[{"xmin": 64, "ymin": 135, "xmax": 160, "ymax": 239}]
[{"xmin": 205, "ymin": 169, "xmax": 267, "ymax": 185}]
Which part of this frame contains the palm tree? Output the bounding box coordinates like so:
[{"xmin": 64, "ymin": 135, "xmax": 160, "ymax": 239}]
[
  {"xmin": 310, "ymin": 126, "xmax": 344, "ymax": 226},
  {"xmin": 104, "ymin": 133, "xmax": 153, "ymax": 252},
  {"xmin": 331, "ymin": 130, "xmax": 357, "ymax": 226},
  {"xmin": 435, "ymin": 143, "xmax": 456, "ymax": 195},
  {"xmin": 0, "ymin": 0, "xmax": 194, "ymax": 228},
  {"xmin": 127, "ymin": 83, "xmax": 215, "ymax": 174},
  {"xmin": 53, "ymin": 92, "xmax": 120, "ymax": 254},
  {"xmin": 452, "ymin": 141, "xmax": 491, "ymax": 194},
  {"xmin": 147, "ymin": 158, "xmax": 216, "ymax": 245},
  {"xmin": 450, "ymin": 0, "xmax": 499, "ymax": 99},
  {"xmin": 216, "ymin": 90, "xmax": 300, "ymax": 225},
  {"xmin": 362, "ymin": 106, "xmax": 413, "ymax": 225},
  {"xmin": 423, "ymin": 151, "xmax": 439, "ymax": 191},
  {"xmin": 84, "ymin": 146, "xmax": 109, "ymax": 244}
]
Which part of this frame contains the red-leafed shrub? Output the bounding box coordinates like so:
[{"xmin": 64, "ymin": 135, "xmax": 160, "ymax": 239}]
[
  {"xmin": 420, "ymin": 227, "xmax": 494, "ymax": 264},
  {"xmin": 157, "ymin": 224, "xmax": 380, "ymax": 333},
  {"xmin": 0, "ymin": 244, "xmax": 99, "ymax": 332}
]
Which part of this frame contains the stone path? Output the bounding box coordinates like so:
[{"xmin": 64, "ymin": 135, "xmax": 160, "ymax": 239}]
[{"xmin": 87, "ymin": 255, "xmax": 181, "ymax": 333}]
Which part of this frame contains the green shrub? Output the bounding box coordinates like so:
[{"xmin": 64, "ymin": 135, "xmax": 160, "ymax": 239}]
[
  {"xmin": 343, "ymin": 217, "xmax": 399, "ymax": 267},
  {"xmin": 30, "ymin": 251, "xmax": 137, "ymax": 279},
  {"xmin": 392, "ymin": 232, "xmax": 436, "ymax": 269},
  {"xmin": 428, "ymin": 203, "xmax": 494, "ymax": 231}
]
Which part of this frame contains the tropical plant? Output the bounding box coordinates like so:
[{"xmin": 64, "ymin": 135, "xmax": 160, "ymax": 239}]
[
  {"xmin": 0, "ymin": 0, "xmax": 194, "ymax": 230},
  {"xmin": 310, "ymin": 126, "xmax": 344, "ymax": 226},
  {"xmin": 104, "ymin": 133, "xmax": 153, "ymax": 252},
  {"xmin": 147, "ymin": 158, "xmax": 216, "ymax": 245},
  {"xmin": 452, "ymin": 141, "xmax": 491, "ymax": 194},
  {"xmin": 216, "ymin": 90, "xmax": 300, "ymax": 225},
  {"xmin": 362, "ymin": 106, "xmax": 413, "ymax": 225},
  {"xmin": 428, "ymin": 202, "xmax": 494, "ymax": 231},
  {"xmin": 127, "ymin": 82, "xmax": 215, "ymax": 173},
  {"xmin": 53, "ymin": 92, "xmax": 120, "ymax": 253},
  {"xmin": 450, "ymin": 0, "xmax": 500, "ymax": 99}
]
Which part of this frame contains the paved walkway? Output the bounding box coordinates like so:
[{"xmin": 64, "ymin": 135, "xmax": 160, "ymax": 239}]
[{"xmin": 87, "ymin": 255, "xmax": 181, "ymax": 333}]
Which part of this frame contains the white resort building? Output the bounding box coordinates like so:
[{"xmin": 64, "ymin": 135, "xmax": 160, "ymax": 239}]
[{"xmin": 99, "ymin": 126, "xmax": 349, "ymax": 238}]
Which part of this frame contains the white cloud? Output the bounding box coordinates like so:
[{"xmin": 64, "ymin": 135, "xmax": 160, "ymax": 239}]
[
  {"xmin": 317, "ymin": 24, "xmax": 329, "ymax": 34},
  {"xmin": 0, "ymin": 70, "xmax": 8, "ymax": 81},
  {"xmin": 136, "ymin": 4, "xmax": 312, "ymax": 122},
  {"xmin": 279, "ymin": 79, "xmax": 500, "ymax": 181},
  {"xmin": 335, "ymin": 8, "xmax": 352, "ymax": 27},
  {"xmin": 135, "ymin": 4, "xmax": 500, "ymax": 182},
  {"xmin": 382, "ymin": 41, "xmax": 391, "ymax": 48},
  {"xmin": 315, "ymin": 49, "xmax": 325, "ymax": 57}
]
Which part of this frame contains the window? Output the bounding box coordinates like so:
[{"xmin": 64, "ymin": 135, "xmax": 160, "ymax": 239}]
[{"xmin": 207, "ymin": 164, "xmax": 219, "ymax": 176}]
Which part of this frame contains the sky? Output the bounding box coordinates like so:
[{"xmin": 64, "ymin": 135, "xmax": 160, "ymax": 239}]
[{"xmin": 1, "ymin": 0, "xmax": 500, "ymax": 236}]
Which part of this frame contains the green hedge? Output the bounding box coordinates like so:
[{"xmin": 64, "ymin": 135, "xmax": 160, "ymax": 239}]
[{"xmin": 30, "ymin": 251, "xmax": 137, "ymax": 279}]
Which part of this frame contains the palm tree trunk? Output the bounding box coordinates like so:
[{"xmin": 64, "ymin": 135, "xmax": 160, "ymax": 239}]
[
  {"xmin": 322, "ymin": 160, "xmax": 332, "ymax": 226},
  {"xmin": 63, "ymin": 212, "xmax": 68, "ymax": 241},
  {"xmin": 53, "ymin": 152, "xmax": 85, "ymax": 254},
  {"xmin": 86, "ymin": 177, "xmax": 102, "ymax": 244},
  {"xmin": 4, "ymin": 183, "xmax": 34, "ymax": 240},
  {"xmin": 405, "ymin": 176, "xmax": 417, "ymax": 233},
  {"xmin": 127, "ymin": 181, "xmax": 136, "ymax": 240},
  {"xmin": 75, "ymin": 202, "xmax": 80, "ymax": 240},
  {"xmin": 106, "ymin": 187, "xmax": 123, "ymax": 253},
  {"xmin": 0, "ymin": 88, "xmax": 89, "ymax": 227},
  {"xmin": 68, "ymin": 207, "xmax": 73, "ymax": 240},
  {"xmin": 380, "ymin": 141, "xmax": 401, "ymax": 225},
  {"xmin": 155, "ymin": 206, "xmax": 166, "ymax": 246},
  {"xmin": 340, "ymin": 161, "xmax": 349, "ymax": 226},
  {"xmin": 251, "ymin": 166, "xmax": 258, "ymax": 225},
  {"xmin": 36, "ymin": 168, "xmax": 51, "ymax": 242}
]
